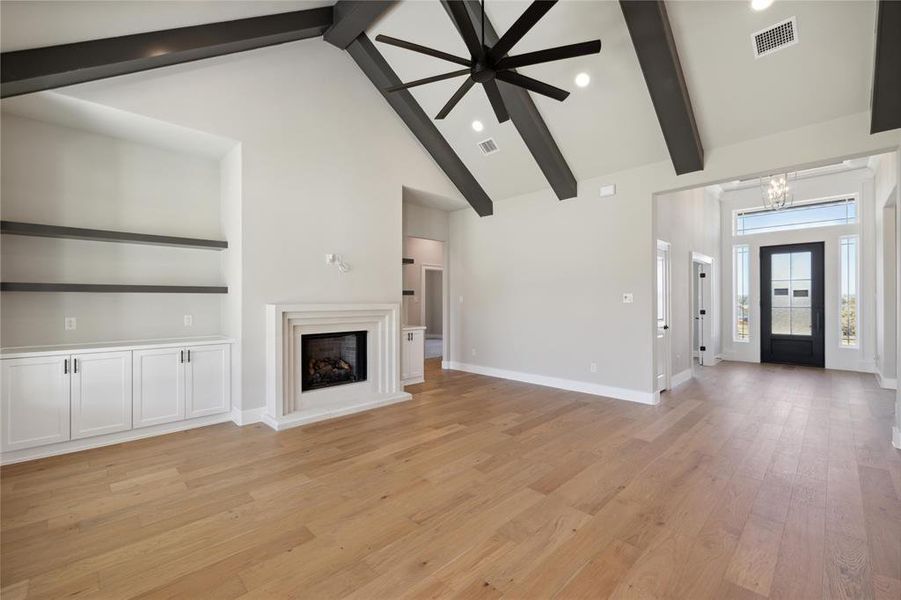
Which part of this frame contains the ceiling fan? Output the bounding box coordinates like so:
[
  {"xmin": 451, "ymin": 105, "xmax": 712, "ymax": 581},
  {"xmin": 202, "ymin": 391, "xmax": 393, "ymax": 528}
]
[{"xmin": 375, "ymin": 0, "xmax": 601, "ymax": 123}]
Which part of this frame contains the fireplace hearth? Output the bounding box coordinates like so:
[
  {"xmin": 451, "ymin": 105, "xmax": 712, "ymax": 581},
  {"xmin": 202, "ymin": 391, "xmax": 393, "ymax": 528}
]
[{"xmin": 301, "ymin": 330, "xmax": 367, "ymax": 391}]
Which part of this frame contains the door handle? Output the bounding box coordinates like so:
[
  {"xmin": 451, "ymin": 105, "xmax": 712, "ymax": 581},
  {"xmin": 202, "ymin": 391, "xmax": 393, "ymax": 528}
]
[
  {"xmin": 187, "ymin": 349, "xmax": 191, "ymax": 363},
  {"xmin": 64, "ymin": 359, "xmax": 68, "ymax": 374},
  {"xmin": 663, "ymin": 325, "xmax": 669, "ymax": 330},
  {"xmin": 73, "ymin": 358, "xmax": 78, "ymax": 374},
  {"xmin": 180, "ymin": 350, "xmax": 184, "ymax": 363}
]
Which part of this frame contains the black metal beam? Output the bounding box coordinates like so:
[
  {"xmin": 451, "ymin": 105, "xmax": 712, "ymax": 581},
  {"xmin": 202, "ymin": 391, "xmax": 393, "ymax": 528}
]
[
  {"xmin": 324, "ymin": 1, "xmax": 397, "ymax": 50},
  {"xmin": 0, "ymin": 6, "xmax": 333, "ymax": 98},
  {"xmin": 870, "ymin": 0, "xmax": 901, "ymax": 134},
  {"xmin": 346, "ymin": 34, "xmax": 493, "ymax": 216},
  {"xmin": 443, "ymin": 1, "xmax": 577, "ymax": 201},
  {"xmin": 619, "ymin": 1, "xmax": 703, "ymax": 175}
]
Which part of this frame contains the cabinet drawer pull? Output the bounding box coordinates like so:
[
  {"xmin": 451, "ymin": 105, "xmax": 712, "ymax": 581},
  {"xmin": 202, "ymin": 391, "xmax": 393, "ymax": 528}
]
[
  {"xmin": 187, "ymin": 350, "xmax": 191, "ymax": 363},
  {"xmin": 73, "ymin": 358, "xmax": 78, "ymax": 374},
  {"xmin": 64, "ymin": 359, "xmax": 68, "ymax": 374},
  {"xmin": 180, "ymin": 350, "xmax": 184, "ymax": 364}
]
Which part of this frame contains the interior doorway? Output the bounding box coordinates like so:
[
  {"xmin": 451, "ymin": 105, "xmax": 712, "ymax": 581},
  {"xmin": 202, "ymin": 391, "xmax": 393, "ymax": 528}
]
[
  {"xmin": 761, "ymin": 242, "xmax": 825, "ymax": 367},
  {"xmin": 656, "ymin": 240, "xmax": 672, "ymax": 392},
  {"xmin": 421, "ymin": 265, "xmax": 444, "ymax": 359},
  {"xmin": 691, "ymin": 253, "xmax": 715, "ymax": 366}
]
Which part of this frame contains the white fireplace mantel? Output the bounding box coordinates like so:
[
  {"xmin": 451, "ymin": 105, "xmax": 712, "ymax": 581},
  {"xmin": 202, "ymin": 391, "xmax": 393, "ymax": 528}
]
[{"xmin": 264, "ymin": 303, "xmax": 410, "ymax": 431}]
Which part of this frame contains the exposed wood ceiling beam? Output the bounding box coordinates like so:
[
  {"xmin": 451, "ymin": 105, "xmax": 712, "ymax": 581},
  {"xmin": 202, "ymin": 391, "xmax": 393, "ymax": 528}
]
[
  {"xmin": 619, "ymin": 0, "xmax": 703, "ymax": 175},
  {"xmin": 870, "ymin": 0, "xmax": 901, "ymax": 134},
  {"xmin": 346, "ymin": 35, "xmax": 493, "ymax": 216},
  {"xmin": 441, "ymin": 0, "xmax": 578, "ymax": 201},
  {"xmin": 324, "ymin": 1, "xmax": 397, "ymax": 50},
  {"xmin": 0, "ymin": 6, "xmax": 333, "ymax": 98}
]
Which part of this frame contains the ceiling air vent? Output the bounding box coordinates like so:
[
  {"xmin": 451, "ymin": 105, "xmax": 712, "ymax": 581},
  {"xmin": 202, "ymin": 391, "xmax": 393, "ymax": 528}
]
[
  {"xmin": 477, "ymin": 138, "xmax": 499, "ymax": 156},
  {"xmin": 752, "ymin": 17, "xmax": 798, "ymax": 59}
]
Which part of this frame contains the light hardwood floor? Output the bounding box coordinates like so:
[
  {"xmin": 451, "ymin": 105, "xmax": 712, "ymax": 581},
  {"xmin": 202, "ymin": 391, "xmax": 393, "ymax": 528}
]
[{"xmin": 2, "ymin": 359, "xmax": 900, "ymax": 599}]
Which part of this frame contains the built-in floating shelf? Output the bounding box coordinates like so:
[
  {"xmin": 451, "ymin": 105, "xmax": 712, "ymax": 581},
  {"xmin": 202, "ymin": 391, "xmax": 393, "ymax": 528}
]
[
  {"xmin": 402, "ymin": 258, "xmax": 414, "ymax": 265},
  {"xmin": 402, "ymin": 289, "xmax": 414, "ymax": 296},
  {"xmin": 0, "ymin": 221, "xmax": 228, "ymax": 250},
  {"xmin": 0, "ymin": 283, "xmax": 228, "ymax": 294}
]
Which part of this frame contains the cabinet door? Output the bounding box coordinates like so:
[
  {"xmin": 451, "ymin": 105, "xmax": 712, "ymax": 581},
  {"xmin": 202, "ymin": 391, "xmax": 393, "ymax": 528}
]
[
  {"xmin": 1, "ymin": 356, "xmax": 70, "ymax": 451},
  {"xmin": 408, "ymin": 330, "xmax": 425, "ymax": 379},
  {"xmin": 400, "ymin": 332, "xmax": 411, "ymax": 380},
  {"xmin": 185, "ymin": 344, "xmax": 230, "ymax": 418},
  {"xmin": 71, "ymin": 351, "xmax": 132, "ymax": 439},
  {"xmin": 133, "ymin": 348, "xmax": 184, "ymax": 428}
]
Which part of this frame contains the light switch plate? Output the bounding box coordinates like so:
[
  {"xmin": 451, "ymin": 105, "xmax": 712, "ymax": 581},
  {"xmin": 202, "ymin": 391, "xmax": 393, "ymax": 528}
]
[
  {"xmin": 64, "ymin": 317, "xmax": 77, "ymax": 331},
  {"xmin": 184, "ymin": 315, "xmax": 193, "ymax": 327},
  {"xmin": 600, "ymin": 184, "xmax": 616, "ymax": 197},
  {"xmin": 622, "ymin": 293, "xmax": 634, "ymax": 304}
]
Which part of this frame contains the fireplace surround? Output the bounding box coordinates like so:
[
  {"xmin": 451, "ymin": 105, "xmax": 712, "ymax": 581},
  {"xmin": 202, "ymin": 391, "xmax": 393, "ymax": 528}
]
[{"xmin": 265, "ymin": 303, "xmax": 409, "ymax": 430}]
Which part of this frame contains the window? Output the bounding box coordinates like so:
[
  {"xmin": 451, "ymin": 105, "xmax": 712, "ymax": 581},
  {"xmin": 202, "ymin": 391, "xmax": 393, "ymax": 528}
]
[
  {"xmin": 840, "ymin": 236, "xmax": 858, "ymax": 347},
  {"xmin": 735, "ymin": 197, "xmax": 856, "ymax": 236},
  {"xmin": 733, "ymin": 245, "xmax": 750, "ymax": 341}
]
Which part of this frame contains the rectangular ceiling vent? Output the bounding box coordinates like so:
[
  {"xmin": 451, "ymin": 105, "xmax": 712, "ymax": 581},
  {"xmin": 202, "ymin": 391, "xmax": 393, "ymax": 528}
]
[
  {"xmin": 477, "ymin": 138, "xmax": 499, "ymax": 156},
  {"xmin": 752, "ymin": 17, "xmax": 798, "ymax": 59}
]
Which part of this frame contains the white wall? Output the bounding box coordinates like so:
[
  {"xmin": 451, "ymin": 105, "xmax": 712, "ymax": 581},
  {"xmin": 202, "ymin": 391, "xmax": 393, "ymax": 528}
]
[
  {"xmin": 220, "ymin": 145, "xmax": 243, "ymax": 411},
  {"xmin": 718, "ymin": 168, "xmax": 875, "ymax": 372},
  {"xmin": 655, "ymin": 186, "xmax": 721, "ymax": 379},
  {"xmin": 402, "ymin": 197, "xmax": 450, "ymax": 242},
  {"xmin": 64, "ymin": 39, "xmax": 463, "ymax": 410},
  {"xmin": 449, "ymin": 113, "xmax": 899, "ymax": 402},
  {"xmin": 0, "ymin": 112, "xmax": 224, "ymax": 347}
]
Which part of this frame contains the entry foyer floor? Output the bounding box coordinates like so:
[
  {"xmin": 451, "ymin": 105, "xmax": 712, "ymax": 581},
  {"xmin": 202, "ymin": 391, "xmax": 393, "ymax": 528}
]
[{"xmin": 1, "ymin": 360, "xmax": 899, "ymax": 599}]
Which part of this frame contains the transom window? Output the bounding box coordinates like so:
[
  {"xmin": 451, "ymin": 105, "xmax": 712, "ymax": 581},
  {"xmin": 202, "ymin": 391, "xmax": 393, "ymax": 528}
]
[{"xmin": 735, "ymin": 197, "xmax": 856, "ymax": 236}]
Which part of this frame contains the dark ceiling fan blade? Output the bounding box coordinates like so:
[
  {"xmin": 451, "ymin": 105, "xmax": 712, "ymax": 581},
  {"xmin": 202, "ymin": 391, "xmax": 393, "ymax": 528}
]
[
  {"xmin": 483, "ymin": 79, "xmax": 510, "ymax": 123},
  {"xmin": 496, "ymin": 70, "xmax": 569, "ymax": 101},
  {"xmin": 488, "ymin": 0, "xmax": 558, "ymax": 63},
  {"xmin": 496, "ymin": 40, "xmax": 601, "ymax": 70},
  {"xmin": 386, "ymin": 69, "xmax": 471, "ymax": 93},
  {"xmin": 436, "ymin": 77, "xmax": 475, "ymax": 119},
  {"xmin": 374, "ymin": 34, "xmax": 471, "ymax": 67},
  {"xmin": 444, "ymin": 1, "xmax": 484, "ymax": 58}
]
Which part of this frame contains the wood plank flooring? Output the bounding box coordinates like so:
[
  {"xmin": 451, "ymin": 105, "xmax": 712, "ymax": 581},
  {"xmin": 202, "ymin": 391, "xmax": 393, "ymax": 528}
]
[{"xmin": 2, "ymin": 359, "xmax": 899, "ymax": 599}]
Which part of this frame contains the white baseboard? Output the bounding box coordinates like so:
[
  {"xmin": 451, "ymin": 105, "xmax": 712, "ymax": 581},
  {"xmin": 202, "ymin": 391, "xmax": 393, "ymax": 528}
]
[
  {"xmin": 230, "ymin": 406, "xmax": 265, "ymax": 426},
  {"xmin": 0, "ymin": 412, "xmax": 234, "ymax": 465},
  {"xmin": 893, "ymin": 426, "xmax": 901, "ymax": 450},
  {"xmin": 444, "ymin": 361, "xmax": 658, "ymax": 405},
  {"xmin": 261, "ymin": 392, "xmax": 413, "ymax": 431},
  {"xmin": 875, "ymin": 371, "xmax": 898, "ymax": 390},
  {"xmin": 671, "ymin": 369, "xmax": 693, "ymax": 388}
]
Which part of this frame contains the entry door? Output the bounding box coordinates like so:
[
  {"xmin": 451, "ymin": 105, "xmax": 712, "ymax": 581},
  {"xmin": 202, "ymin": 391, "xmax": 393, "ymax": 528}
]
[
  {"xmin": 761, "ymin": 242, "xmax": 825, "ymax": 367},
  {"xmin": 656, "ymin": 241, "xmax": 671, "ymax": 391}
]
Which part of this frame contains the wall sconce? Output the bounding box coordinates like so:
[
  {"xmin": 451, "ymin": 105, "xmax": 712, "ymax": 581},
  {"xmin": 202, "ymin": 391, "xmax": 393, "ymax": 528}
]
[{"xmin": 325, "ymin": 253, "xmax": 351, "ymax": 273}]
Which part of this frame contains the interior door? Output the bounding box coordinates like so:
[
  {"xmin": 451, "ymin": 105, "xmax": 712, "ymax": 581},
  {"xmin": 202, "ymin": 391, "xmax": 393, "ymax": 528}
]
[
  {"xmin": 71, "ymin": 350, "xmax": 132, "ymax": 439},
  {"xmin": 656, "ymin": 242, "xmax": 671, "ymax": 391},
  {"xmin": 695, "ymin": 262, "xmax": 713, "ymax": 366},
  {"xmin": 761, "ymin": 242, "xmax": 825, "ymax": 367}
]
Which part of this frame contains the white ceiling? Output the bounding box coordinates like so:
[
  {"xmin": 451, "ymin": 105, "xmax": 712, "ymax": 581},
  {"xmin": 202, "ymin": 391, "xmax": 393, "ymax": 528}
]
[{"xmin": 0, "ymin": 0, "xmax": 880, "ymax": 207}]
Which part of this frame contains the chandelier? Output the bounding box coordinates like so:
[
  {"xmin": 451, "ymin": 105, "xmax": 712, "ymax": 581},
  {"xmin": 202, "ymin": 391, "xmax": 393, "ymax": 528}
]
[{"xmin": 760, "ymin": 173, "xmax": 794, "ymax": 210}]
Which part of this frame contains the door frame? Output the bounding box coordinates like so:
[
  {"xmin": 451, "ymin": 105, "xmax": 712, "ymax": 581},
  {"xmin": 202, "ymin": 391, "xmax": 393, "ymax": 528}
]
[
  {"xmin": 760, "ymin": 241, "xmax": 826, "ymax": 367},
  {"xmin": 690, "ymin": 252, "xmax": 715, "ymax": 366},
  {"xmin": 656, "ymin": 240, "xmax": 672, "ymax": 392}
]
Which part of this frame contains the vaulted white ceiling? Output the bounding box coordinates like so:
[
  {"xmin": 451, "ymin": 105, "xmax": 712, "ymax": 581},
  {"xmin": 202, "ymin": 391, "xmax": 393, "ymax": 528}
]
[{"xmin": 0, "ymin": 0, "xmax": 880, "ymax": 207}]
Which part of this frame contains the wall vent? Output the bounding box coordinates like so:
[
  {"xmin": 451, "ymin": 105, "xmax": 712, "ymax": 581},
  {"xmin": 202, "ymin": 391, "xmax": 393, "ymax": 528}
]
[
  {"xmin": 751, "ymin": 17, "xmax": 798, "ymax": 58},
  {"xmin": 477, "ymin": 138, "xmax": 499, "ymax": 155}
]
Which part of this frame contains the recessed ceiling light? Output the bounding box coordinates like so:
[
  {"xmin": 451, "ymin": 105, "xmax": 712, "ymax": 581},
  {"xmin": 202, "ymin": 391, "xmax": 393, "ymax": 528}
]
[
  {"xmin": 471, "ymin": 120, "xmax": 484, "ymax": 132},
  {"xmin": 574, "ymin": 72, "xmax": 591, "ymax": 88},
  {"xmin": 750, "ymin": 0, "xmax": 774, "ymax": 11}
]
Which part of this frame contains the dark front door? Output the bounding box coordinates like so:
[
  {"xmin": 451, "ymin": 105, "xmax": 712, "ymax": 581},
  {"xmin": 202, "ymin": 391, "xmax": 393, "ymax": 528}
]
[{"xmin": 760, "ymin": 242, "xmax": 825, "ymax": 367}]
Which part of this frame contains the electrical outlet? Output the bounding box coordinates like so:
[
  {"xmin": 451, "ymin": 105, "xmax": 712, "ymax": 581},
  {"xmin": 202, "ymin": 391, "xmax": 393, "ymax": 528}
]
[
  {"xmin": 590, "ymin": 362, "xmax": 598, "ymax": 373},
  {"xmin": 622, "ymin": 293, "xmax": 634, "ymax": 304},
  {"xmin": 184, "ymin": 314, "xmax": 193, "ymax": 327},
  {"xmin": 471, "ymin": 348, "xmax": 477, "ymax": 357},
  {"xmin": 64, "ymin": 317, "xmax": 77, "ymax": 331}
]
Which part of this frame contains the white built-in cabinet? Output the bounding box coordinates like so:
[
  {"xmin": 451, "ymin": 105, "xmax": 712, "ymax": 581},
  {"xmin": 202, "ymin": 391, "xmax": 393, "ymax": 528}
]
[
  {"xmin": 1, "ymin": 340, "xmax": 231, "ymax": 454},
  {"xmin": 1, "ymin": 355, "xmax": 70, "ymax": 451},
  {"xmin": 71, "ymin": 351, "xmax": 132, "ymax": 439},
  {"xmin": 401, "ymin": 326, "xmax": 425, "ymax": 385}
]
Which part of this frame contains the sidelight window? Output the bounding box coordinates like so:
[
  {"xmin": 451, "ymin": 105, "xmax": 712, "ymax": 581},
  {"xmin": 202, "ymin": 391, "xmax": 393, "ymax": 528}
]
[{"xmin": 839, "ymin": 236, "xmax": 858, "ymax": 347}]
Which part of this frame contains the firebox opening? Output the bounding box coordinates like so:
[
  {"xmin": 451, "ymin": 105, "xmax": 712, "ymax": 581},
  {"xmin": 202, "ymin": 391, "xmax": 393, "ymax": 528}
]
[{"xmin": 301, "ymin": 331, "xmax": 368, "ymax": 392}]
